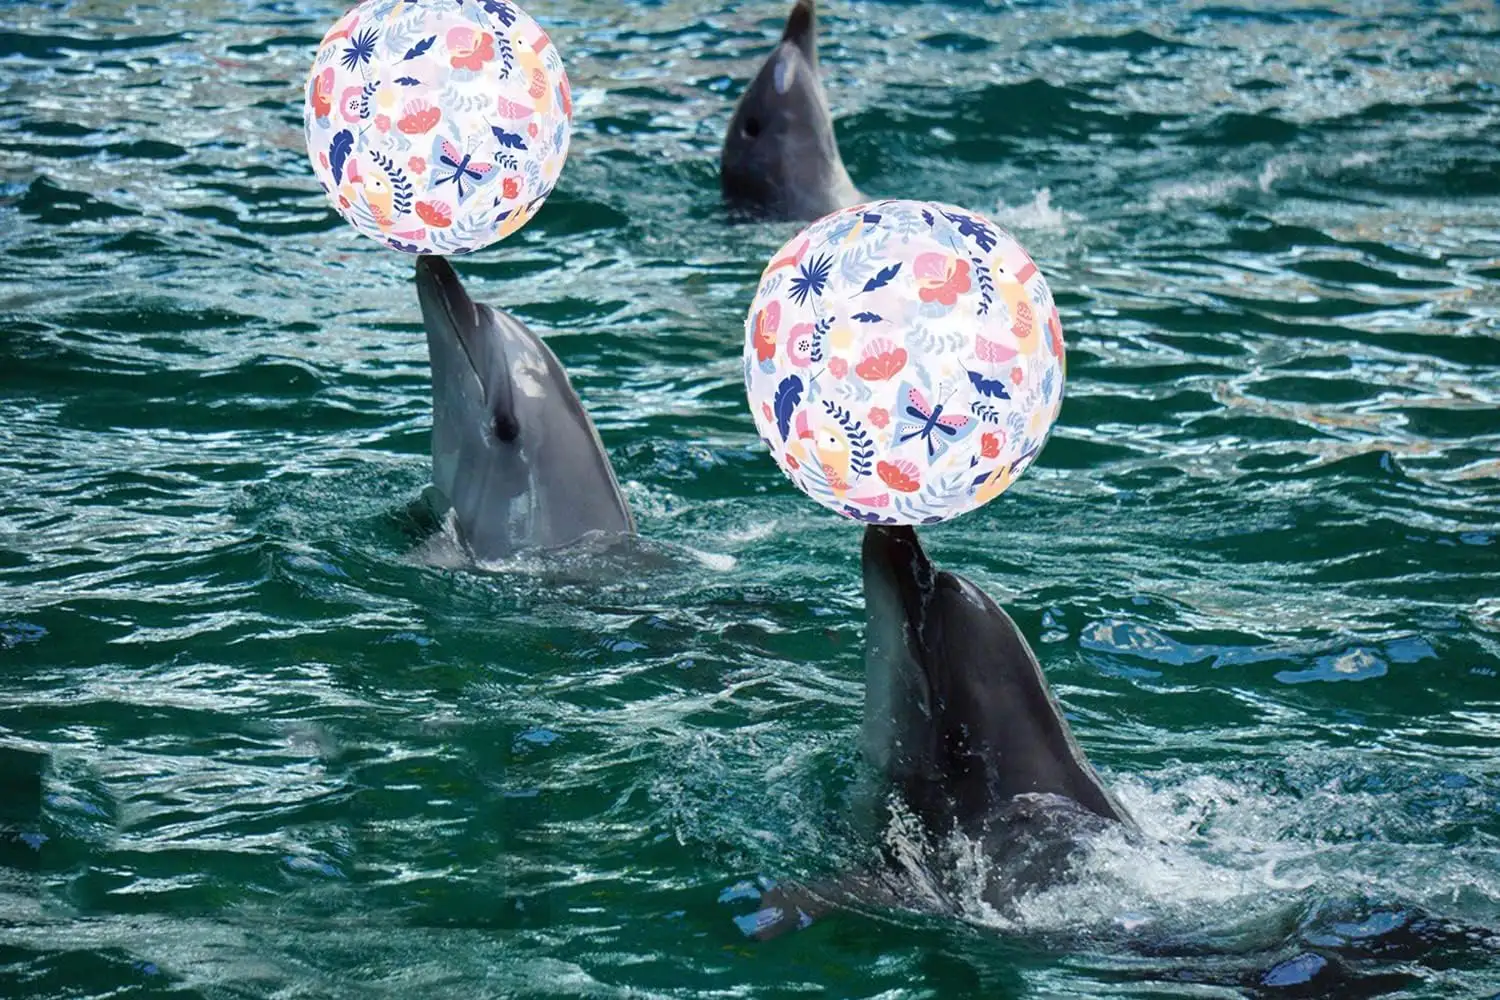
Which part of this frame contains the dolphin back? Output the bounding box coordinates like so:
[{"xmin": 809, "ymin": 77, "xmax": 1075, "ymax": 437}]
[{"xmin": 928, "ymin": 570, "xmax": 1127, "ymax": 825}]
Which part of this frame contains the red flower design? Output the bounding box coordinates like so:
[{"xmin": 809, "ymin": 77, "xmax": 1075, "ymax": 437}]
[
  {"xmin": 447, "ymin": 28, "xmax": 495, "ymax": 71},
  {"xmin": 914, "ymin": 253, "xmax": 972, "ymax": 306},
  {"xmin": 1011, "ymin": 365, "xmax": 1024, "ymax": 385},
  {"xmin": 527, "ymin": 122, "xmax": 539, "ymax": 138},
  {"xmin": 828, "ymin": 357, "xmax": 849, "ymax": 379},
  {"xmin": 397, "ymin": 104, "xmax": 441, "ymax": 135},
  {"xmin": 374, "ymin": 114, "xmax": 390, "ymax": 133},
  {"xmin": 980, "ymin": 433, "xmax": 1000, "ymax": 460},
  {"xmin": 310, "ymin": 68, "xmax": 334, "ymax": 120},
  {"xmin": 867, "ymin": 407, "xmax": 889, "ymax": 429},
  {"xmin": 528, "ymin": 66, "xmax": 547, "ymax": 100},
  {"xmin": 753, "ymin": 302, "xmax": 780, "ymax": 363},
  {"xmin": 407, "ymin": 156, "xmax": 426, "ymax": 175},
  {"xmin": 415, "ymin": 201, "xmax": 452, "ymax": 228},
  {"xmin": 855, "ymin": 343, "xmax": 907, "ymax": 382},
  {"xmin": 502, "ymin": 177, "xmax": 520, "ymax": 200},
  {"xmin": 877, "ymin": 460, "xmax": 920, "ymax": 493}
]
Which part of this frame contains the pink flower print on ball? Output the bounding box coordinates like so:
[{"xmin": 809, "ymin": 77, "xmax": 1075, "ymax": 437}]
[
  {"xmin": 742, "ymin": 199, "xmax": 1066, "ymax": 525},
  {"xmin": 303, "ymin": 0, "xmax": 572, "ymax": 255},
  {"xmin": 785, "ymin": 324, "xmax": 816, "ymax": 367}
]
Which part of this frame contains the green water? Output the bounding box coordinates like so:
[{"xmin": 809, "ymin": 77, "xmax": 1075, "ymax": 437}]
[{"xmin": 3, "ymin": 0, "xmax": 1500, "ymax": 996}]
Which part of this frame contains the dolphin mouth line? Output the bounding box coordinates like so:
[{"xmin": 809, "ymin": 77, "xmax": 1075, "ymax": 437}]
[{"xmin": 417, "ymin": 258, "xmax": 484, "ymax": 380}]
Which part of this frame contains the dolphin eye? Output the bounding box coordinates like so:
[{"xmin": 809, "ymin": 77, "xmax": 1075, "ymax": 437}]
[
  {"xmin": 492, "ymin": 412, "xmax": 519, "ymax": 442},
  {"xmin": 742, "ymin": 116, "xmax": 761, "ymax": 138}
]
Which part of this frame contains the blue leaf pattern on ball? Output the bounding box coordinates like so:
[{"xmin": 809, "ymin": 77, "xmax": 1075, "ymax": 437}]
[
  {"xmin": 491, "ymin": 126, "xmax": 529, "ymax": 150},
  {"xmin": 972, "ymin": 255, "xmax": 994, "ymax": 314},
  {"xmin": 810, "ymin": 318, "xmax": 829, "ymax": 364},
  {"xmin": 862, "ymin": 263, "xmax": 900, "ymax": 293},
  {"xmin": 942, "ymin": 210, "xmax": 998, "ymax": 252},
  {"xmin": 822, "ymin": 400, "xmax": 874, "ymax": 478},
  {"xmin": 852, "ymin": 311, "xmax": 883, "ymax": 323},
  {"xmin": 968, "ymin": 370, "xmax": 1011, "ymax": 400},
  {"xmin": 342, "ymin": 28, "xmax": 378, "ymax": 71},
  {"xmin": 482, "ymin": 0, "xmax": 518, "ymax": 25},
  {"xmin": 773, "ymin": 376, "xmax": 803, "ymax": 442},
  {"xmin": 788, "ymin": 254, "xmax": 832, "ymax": 306},
  {"xmin": 329, "ymin": 129, "xmax": 353, "ymax": 185},
  {"xmin": 403, "ymin": 35, "xmax": 435, "ymax": 61},
  {"xmin": 843, "ymin": 506, "xmax": 897, "ymax": 524}
]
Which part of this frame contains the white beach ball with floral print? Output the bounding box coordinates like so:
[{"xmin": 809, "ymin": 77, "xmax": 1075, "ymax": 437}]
[
  {"xmin": 304, "ymin": 0, "xmax": 571, "ymax": 255},
  {"xmin": 743, "ymin": 200, "xmax": 1066, "ymax": 525}
]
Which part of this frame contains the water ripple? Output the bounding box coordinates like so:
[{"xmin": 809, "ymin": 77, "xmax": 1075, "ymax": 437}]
[{"xmin": 1, "ymin": 0, "xmax": 1499, "ymax": 997}]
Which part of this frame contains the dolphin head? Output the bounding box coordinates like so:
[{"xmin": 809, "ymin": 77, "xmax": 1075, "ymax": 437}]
[
  {"xmin": 414, "ymin": 257, "xmax": 634, "ymax": 562},
  {"xmin": 860, "ymin": 525, "xmax": 1127, "ymax": 838},
  {"xmin": 720, "ymin": 0, "xmax": 859, "ymax": 220}
]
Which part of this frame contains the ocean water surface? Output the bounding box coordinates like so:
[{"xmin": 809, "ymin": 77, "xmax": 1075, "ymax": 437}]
[{"xmin": 2, "ymin": 0, "xmax": 1500, "ymax": 996}]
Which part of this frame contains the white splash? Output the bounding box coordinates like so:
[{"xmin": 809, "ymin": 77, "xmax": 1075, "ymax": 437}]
[{"xmin": 993, "ymin": 188, "xmax": 1080, "ymax": 234}]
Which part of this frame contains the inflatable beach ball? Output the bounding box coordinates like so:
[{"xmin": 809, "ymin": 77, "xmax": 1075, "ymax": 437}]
[
  {"xmin": 304, "ymin": 0, "xmax": 572, "ymax": 255},
  {"xmin": 744, "ymin": 200, "xmax": 1066, "ymax": 525}
]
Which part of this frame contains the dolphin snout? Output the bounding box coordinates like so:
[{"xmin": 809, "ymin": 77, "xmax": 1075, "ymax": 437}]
[
  {"xmin": 415, "ymin": 256, "xmax": 478, "ymax": 344},
  {"xmin": 782, "ymin": 0, "xmax": 817, "ymax": 65},
  {"xmin": 861, "ymin": 524, "xmax": 938, "ymax": 639}
]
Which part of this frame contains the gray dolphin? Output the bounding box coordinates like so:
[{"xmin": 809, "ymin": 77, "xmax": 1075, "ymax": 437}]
[
  {"xmin": 860, "ymin": 524, "xmax": 1127, "ymax": 833},
  {"xmin": 730, "ymin": 524, "xmax": 1128, "ymax": 938},
  {"xmin": 720, "ymin": 0, "xmax": 862, "ymax": 220},
  {"xmin": 413, "ymin": 256, "xmax": 634, "ymax": 562}
]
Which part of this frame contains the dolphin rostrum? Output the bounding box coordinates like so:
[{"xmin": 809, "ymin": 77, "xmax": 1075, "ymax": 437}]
[
  {"xmin": 720, "ymin": 0, "xmax": 862, "ymax": 221},
  {"xmin": 413, "ymin": 256, "xmax": 634, "ymax": 562}
]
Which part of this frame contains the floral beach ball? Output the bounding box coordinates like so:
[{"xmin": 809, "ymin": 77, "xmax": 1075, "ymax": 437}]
[
  {"xmin": 744, "ymin": 200, "xmax": 1066, "ymax": 525},
  {"xmin": 304, "ymin": 0, "xmax": 572, "ymax": 254}
]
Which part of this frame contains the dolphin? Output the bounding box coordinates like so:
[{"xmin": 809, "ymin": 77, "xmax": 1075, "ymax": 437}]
[
  {"xmin": 413, "ymin": 256, "xmax": 634, "ymax": 562},
  {"xmin": 859, "ymin": 524, "xmax": 1127, "ymax": 836},
  {"xmin": 720, "ymin": 0, "xmax": 862, "ymax": 220},
  {"xmin": 730, "ymin": 524, "xmax": 1128, "ymax": 938}
]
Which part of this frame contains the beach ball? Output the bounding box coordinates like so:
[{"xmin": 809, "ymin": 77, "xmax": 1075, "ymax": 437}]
[
  {"xmin": 304, "ymin": 0, "xmax": 572, "ymax": 255},
  {"xmin": 744, "ymin": 199, "xmax": 1065, "ymax": 525}
]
